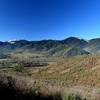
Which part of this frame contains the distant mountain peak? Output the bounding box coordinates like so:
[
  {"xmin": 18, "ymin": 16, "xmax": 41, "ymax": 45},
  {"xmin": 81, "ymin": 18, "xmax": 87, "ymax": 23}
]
[
  {"xmin": 7, "ymin": 39, "xmax": 18, "ymax": 44},
  {"xmin": 63, "ymin": 37, "xmax": 79, "ymax": 41},
  {"xmin": 62, "ymin": 37, "xmax": 83, "ymax": 45},
  {"xmin": 8, "ymin": 41, "xmax": 16, "ymax": 44}
]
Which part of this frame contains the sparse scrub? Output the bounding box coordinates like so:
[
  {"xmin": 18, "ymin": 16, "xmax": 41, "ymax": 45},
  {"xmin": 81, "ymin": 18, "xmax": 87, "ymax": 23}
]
[
  {"xmin": 11, "ymin": 63, "xmax": 24, "ymax": 72},
  {"xmin": 1, "ymin": 54, "xmax": 100, "ymax": 99},
  {"xmin": 1, "ymin": 72, "xmax": 100, "ymax": 100}
]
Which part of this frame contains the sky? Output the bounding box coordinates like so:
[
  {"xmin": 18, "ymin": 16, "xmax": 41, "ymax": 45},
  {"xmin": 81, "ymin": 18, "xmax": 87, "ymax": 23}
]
[{"xmin": 0, "ymin": 0, "xmax": 100, "ymax": 41}]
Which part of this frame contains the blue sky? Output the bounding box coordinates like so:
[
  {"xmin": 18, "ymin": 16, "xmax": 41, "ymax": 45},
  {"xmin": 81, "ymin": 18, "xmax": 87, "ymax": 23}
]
[{"xmin": 0, "ymin": 0, "xmax": 100, "ymax": 41}]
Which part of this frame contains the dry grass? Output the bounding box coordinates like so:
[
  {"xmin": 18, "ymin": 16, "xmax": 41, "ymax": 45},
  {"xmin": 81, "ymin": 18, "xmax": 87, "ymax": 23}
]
[
  {"xmin": 1, "ymin": 72, "xmax": 100, "ymax": 100},
  {"xmin": 1, "ymin": 54, "xmax": 100, "ymax": 99},
  {"xmin": 25, "ymin": 55, "xmax": 100, "ymax": 88}
]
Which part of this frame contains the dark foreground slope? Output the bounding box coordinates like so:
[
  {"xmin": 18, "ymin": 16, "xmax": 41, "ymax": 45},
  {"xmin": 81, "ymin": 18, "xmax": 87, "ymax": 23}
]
[
  {"xmin": 0, "ymin": 87, "xmax": 56, "ymax": 100},
  {"xmin": 0, "ymin": 73, "xmax": 62, "ymax": 100}
]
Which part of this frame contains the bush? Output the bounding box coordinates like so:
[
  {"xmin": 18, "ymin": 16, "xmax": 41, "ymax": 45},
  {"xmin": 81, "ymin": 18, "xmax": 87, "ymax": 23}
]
[
  {"xmin": 11, "ymin": 63, "xmax": 24, "ymax": 72},
  {"xmin": 61, "ymin": 92, "xmax": 86, "ymax": 100}
]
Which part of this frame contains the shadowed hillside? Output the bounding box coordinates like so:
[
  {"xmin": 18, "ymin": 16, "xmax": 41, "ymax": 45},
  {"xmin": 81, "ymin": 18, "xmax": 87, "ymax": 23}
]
[{"xmin": 0, "ymin": 37, "xmax": 89, "ymax": 57}]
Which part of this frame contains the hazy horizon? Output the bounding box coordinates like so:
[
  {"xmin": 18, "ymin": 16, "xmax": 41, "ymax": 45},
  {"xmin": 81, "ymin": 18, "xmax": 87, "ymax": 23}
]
[
  {"xmin": 1, "ymin": 34, "xmax": 100, "ymax": 42},
  {"xmin": 1, "ymin": 36, "xmax": 100, "ymax": 42}
]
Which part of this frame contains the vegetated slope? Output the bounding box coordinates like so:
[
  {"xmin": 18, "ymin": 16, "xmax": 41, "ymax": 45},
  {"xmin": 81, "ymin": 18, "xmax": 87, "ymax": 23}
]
[
  {"xmin": 1, "ymin": 55, "xmax": 100, "ymax": 100},
  {"xmin": 28, "ymin": 55, "xmax": 100, "ymax": 87},
  {"xmin": 48, "ymin": 37, "xmax": 89, "ymax": 57},
  {"xmin": 2, "ymin": 53, "xmax": 100, "ymax": 88},
  {"xmin": 84, "ymin": 38, "xmax": 100, "ymax": 54},
  {"xmin": 64, "ymin": 47, "xmax": 90, "ymax": 57},
  {"xmin": 0, "ymin": 37, "xmax": 90, "ymax": 57}
]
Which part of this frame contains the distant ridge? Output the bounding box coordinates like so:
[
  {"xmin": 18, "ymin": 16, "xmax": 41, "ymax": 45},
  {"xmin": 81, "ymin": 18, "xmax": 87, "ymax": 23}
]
[{"xmin": 0, "ymin": 37, "xmax": 100, "ymax": 57}]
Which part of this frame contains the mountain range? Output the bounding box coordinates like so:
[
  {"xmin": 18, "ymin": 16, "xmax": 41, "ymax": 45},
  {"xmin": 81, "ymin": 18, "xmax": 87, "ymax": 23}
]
[{"xmin": 0, "ymin": 37, "xmax": 99, "ymax": 57}]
